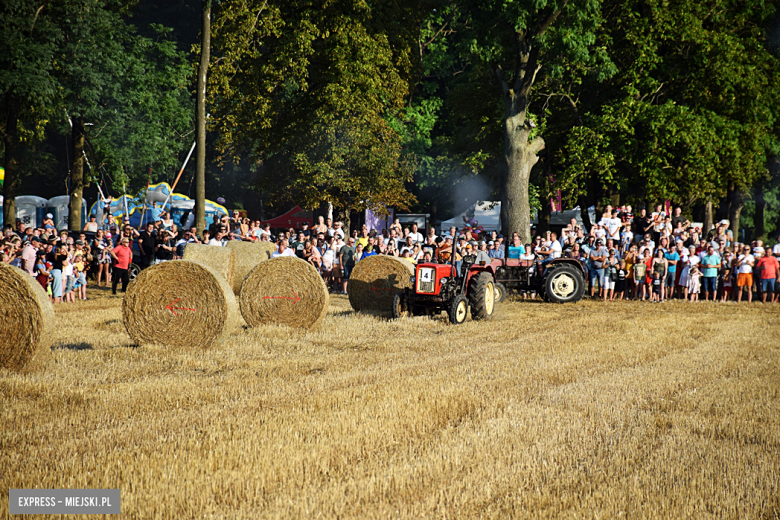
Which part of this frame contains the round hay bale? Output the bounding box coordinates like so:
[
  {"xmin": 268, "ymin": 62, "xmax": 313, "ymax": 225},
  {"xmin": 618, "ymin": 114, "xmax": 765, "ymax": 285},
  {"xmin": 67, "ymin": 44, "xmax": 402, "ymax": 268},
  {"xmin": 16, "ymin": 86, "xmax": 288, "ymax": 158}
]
[
  {"xmin": 347, "ymin": 255, "xmax": 415, "ymax": 314},
  {"xmin": 122, "ymin": 260, "xmax": 239, "ymax": 348},
  {"xmin": 0, "ymin": 263, "xmax": 55, "ymax": 371},
  {"xmin": 182, "ymin": 243, "xmax": 235, "ymax": 289},
  {"xmin": 227, "ymin": 240, "xmax": 275, "ymax": 295},
  {"xmin": 239, "ymin": 256, "xmax": 328, "ymax": 330}
]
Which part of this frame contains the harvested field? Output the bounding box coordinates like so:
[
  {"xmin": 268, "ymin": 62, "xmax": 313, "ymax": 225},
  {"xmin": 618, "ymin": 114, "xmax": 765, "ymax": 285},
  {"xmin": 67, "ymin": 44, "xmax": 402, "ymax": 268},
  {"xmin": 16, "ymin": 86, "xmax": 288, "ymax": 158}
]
[{"xmin": 1, "ymin": 287, "xmax": 779, "ymax": 518}]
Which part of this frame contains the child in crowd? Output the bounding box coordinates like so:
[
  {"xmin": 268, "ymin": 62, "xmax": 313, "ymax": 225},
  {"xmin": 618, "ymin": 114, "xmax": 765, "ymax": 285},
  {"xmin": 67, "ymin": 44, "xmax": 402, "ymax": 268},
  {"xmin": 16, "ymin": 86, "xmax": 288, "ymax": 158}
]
[
  {"xmin": 633, "ymin": 260, "xmax": 647, "ymax": 300},
  {"xmin": 688, "ymin": 265, "xmax": 701, "ymax": 302},
  {"xmin": 651, "ymin": 273, "xmax": 662, "ymax": 302},
  {"xmin": 63, "ymin": 252, "xmax": 75, "ymax": 303},
  {"xmin": 35, "ymin": 252, "xmax": 50, "ymax": 291},
  {"xmin": 615, "ymin": 260, "xmax": 627, "ymax": 301},
  {"xmin": 721, "ymin": 265, "xmax": 733, "ymax": 303}
]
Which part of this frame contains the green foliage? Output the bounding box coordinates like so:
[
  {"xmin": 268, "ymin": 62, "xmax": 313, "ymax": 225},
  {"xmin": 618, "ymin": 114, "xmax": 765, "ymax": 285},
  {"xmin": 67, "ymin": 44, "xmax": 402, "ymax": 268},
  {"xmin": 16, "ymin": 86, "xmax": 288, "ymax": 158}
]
[
  {"xmin": 51, "ymin": 2, "xmax": 195, "ymax": 190},
  {"xmin": 210, "ymin": 0, "xmax": 420, "ymax": 213},
  {"xmin": 558, "ymin": 0, "xmax": 780, "ymax": 209}
]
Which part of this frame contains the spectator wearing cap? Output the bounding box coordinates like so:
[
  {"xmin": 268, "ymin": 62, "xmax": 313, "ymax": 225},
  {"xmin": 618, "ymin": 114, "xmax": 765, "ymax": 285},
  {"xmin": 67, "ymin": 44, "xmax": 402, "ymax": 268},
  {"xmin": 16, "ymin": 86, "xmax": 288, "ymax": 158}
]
[
  {"xmin": 21, "ymin": 237, "xmax": 38, "ymax": 276},
  {"xmin": 701, "ymin": 245, "xmax": 721, "ymax": 301},
  {"xmin": 735, "ymin": 245, "xmax": 755, "ymax": 303},
  {"xmin": 588, "ymin": 239, "xmax": 608, "ymax": 298}
]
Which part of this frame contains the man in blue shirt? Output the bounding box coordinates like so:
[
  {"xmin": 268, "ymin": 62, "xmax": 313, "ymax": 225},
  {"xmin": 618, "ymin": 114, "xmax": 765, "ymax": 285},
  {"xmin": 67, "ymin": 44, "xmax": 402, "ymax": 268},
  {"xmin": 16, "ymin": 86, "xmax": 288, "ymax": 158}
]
[
  {"xmin": 664, "ymin": 242, "xmax": 681, "ymax": 299},
  {"xmin": 701, "ymin": 245, "xmax": 721, "ymax": 301},
  {"xmin": 507, "ymin": 236, "xmax": 525, "ymax": 259}
]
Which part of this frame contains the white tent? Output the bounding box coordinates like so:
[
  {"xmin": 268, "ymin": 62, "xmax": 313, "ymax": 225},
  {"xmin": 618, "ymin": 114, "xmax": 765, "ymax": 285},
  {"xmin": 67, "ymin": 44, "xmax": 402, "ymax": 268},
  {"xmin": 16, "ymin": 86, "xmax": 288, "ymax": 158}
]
[{"xmin": 440, "ymin": 201, "xmax": 501, "ymax": 234}]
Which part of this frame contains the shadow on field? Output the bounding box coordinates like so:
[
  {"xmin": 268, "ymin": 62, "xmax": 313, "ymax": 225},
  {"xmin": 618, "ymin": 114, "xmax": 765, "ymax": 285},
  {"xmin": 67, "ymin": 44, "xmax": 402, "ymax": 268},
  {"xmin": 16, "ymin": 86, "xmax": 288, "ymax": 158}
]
[{"xmin": 53, "ymin": 342, "xmax": 94, "ymax": 351}]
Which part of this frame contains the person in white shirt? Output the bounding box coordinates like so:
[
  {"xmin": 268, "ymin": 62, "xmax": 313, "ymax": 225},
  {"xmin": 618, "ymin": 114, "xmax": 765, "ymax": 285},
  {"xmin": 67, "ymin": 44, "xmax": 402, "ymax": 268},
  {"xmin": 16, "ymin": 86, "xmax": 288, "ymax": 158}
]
[
  {"xmin": 333, "ymin": 221, "xmax": 346, "ymax": 239},
  {"xmin": 735, "ymin": 244, "xmax": 755, "ymax": 302},
  {"xmin": 272, "ymin": 239, "xmax": 296, "ymax": 257},
  {"xmin": 592, "ymin": 223, "xmax": 607, "ymax": 242},
  {"xmin": 408, "ymin": 223, "xmax": 424, "ymax": 243},
  {"xmin": 651, "ymin": 204, "xmax": 666, "ymax": 236},
  {"xmin": 208, "ymin": 231, "xmax": 226, "ymax": 246},
  {"xmin": 259, "ymin": 224, "xmax": 273, "ymax": 240},
  {"xmin": 600, "ymin": 210, "xmax": 623, "ymax": 242}
]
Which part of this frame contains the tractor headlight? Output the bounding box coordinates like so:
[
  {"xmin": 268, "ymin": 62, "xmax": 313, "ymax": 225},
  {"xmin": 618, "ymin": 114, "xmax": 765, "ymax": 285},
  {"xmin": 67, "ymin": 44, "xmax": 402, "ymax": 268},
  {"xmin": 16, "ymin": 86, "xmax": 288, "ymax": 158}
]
[
  {"xmin": 410, "ymin": 275, "xmax": 415, "ymax": 283},
  {"xmin": 440, "ymin": 277, "xmax": 448, "ymax": 285}
]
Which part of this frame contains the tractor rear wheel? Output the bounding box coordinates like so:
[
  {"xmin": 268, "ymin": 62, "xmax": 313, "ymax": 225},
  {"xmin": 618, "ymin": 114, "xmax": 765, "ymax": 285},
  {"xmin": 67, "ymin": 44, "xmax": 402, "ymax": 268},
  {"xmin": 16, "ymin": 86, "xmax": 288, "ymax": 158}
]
[
  {"xmin": 544, "ymin": 264, "xmax": 585, "ymax": 303},
  {"xmin": 448, "ymin": 295, "xmax": 469, "ymax": 324},
  {"xmin": 469, "ymin": 272, "xmax": 495, "ymax": 321},
  {"xmin": 494, "ymin": 282, "xmax": 507, "ymax": 303},
  {"xmin": 391, "ymin": 292, "xmax": 408, "ymax": 319}
]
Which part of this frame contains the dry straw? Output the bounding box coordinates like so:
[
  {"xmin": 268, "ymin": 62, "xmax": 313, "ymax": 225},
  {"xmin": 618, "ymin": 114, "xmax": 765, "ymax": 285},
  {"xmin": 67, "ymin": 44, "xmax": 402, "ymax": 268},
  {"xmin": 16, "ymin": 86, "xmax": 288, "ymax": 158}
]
[
  {"xmin": 240, "ymin": 256, "xmax": 328, "ymax": 330},
  {"xmin": 347, "ymin": 255, "xmax": 415, "ymax": 314},
  {"xmin": 0, "ymin": 263, "xmax": 55, "ymax": 371},
  {"xmin": 227, "ymin": 240, "xmax": 275, "ymax": 295},
  {"xmin": 182, "ymin": 244, "xmax": 235, "ymax": 289},
  {"xmin": 122, "ymin": 260, "xmax": 239, "ymax": 348}
]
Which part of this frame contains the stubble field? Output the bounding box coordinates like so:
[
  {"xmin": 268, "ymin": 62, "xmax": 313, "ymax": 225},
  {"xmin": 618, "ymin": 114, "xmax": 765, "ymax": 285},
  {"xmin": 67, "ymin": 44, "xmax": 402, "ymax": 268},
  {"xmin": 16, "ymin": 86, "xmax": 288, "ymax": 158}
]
[{"xmin": 1, "ymin": 287, "xmax": 779, "ymax": 518}]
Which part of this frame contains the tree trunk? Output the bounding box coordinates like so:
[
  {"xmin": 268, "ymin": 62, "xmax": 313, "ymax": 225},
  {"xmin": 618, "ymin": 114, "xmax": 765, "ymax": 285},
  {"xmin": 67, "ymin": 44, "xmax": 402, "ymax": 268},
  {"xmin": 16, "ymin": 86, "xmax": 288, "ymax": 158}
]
[
  {"xmin": 703, "ymin": 195, "xmax": 713, "ymax": 239},
  {"xmin": 537, "ymin": 193, "xmax": 551, "ymax": 236},
  {"xmin": 195, "ymin": 0, "xmax": 211, "ymax": 234},
  {"xmin": 754, "ymin": 185, "xmax": 766, "ymax": 240},
  {"xmin": 608, "ymin": 188, "xmax": 620, "ymax": 209},
  {"xmin": 494, "ymin": 29, "xmax": 548, "ymax": 244},
  {"xmin": 728, "ymin": 188, "xmax": 746, "ymax": 242},
  {"xmin": 69, "ymin": 116, "xmax": 85, "ymax": 230},
  {"xmin": 577, "ymin": 194, "xmax": 592, "ymax": 230},
  {"xmin": 3, "ymin": 93, "xmax": 20, "ymax": 226}
]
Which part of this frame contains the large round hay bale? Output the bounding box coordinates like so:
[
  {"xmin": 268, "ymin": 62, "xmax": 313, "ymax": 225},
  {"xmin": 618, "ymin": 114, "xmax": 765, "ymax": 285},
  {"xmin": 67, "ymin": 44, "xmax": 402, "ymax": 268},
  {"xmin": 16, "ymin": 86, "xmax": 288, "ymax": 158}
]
[
  {"xmin": 239, "ymin": 256, "xmax": 328, "ymax": 330},
  {"xmin": 0, "ymin": 263, "xmax": 55, "ymax": 371},
  {"xmin": 226, "ymin": 240, "xmax": 275, "ymax": 295},
  {"xmin": 182, "ymin": 243, "xmax": 235, "ymax": 289},
  {"xmin": 347, "ymin": 255, "xmax": 415, "ymax": 314},
  {"xmin": 122, "ymin": 260, "xmax": 239, "ymax": 348}
]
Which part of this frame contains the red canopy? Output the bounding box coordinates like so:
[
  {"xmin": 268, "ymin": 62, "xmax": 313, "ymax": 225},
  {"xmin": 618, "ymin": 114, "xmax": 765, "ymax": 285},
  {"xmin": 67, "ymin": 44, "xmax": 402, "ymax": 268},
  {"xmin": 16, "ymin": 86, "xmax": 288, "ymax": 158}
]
[{"xmin": 260, "ymin": 206, "xmax": 313, "ymax": 229}]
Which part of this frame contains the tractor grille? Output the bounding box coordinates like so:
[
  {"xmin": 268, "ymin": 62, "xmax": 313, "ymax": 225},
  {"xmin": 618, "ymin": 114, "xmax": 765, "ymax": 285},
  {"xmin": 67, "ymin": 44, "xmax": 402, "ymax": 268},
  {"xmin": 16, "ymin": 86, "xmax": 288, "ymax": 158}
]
[
  {"xmin": 417, "ymin": 267, "xmax": 436, "ymax": 293},
  {"xmin": 417, "ymin": 279, "xmax": 435, "ymax": 293}
]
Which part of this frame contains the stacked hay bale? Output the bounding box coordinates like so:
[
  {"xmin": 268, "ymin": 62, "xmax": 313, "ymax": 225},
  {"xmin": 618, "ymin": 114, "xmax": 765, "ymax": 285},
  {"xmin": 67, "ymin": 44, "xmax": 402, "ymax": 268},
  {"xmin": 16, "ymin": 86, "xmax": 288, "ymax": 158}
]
[
  {"xmin": 182, "ymin": 243, "xmax": 235, "ymax": 289},
  {"xmin": 226, "ymin": 240, "xmax": 275, "ymax": 295},
  {"xmin": 0, "ymin": 263, "xmax": 55, "ymax": 371},
  {"xmin": 122, "ymin": 260, "xmax": 239, "ymax": 348},
  {"xmin": 347, "ymin": 256, "xmax": 415, "ymax": 314},
  {"xmin": 239, "ymin": 256, "xmax": 328, "ymax": 330}
]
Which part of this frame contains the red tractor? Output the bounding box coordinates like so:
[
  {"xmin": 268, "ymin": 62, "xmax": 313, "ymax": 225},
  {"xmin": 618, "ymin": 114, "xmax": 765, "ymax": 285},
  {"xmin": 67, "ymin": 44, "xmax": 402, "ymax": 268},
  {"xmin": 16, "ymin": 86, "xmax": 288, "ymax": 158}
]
[{"xmin": 391, "ymin": 252, "xmax": 497, "ymax": 324}]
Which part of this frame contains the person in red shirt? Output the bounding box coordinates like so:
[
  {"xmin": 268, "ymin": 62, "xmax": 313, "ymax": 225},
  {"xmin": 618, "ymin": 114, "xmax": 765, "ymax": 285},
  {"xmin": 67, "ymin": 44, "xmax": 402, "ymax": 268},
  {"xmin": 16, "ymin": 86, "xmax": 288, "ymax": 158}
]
[
  {"xmin": 109, "ymin": 237, "xmax": 133, "ymax": 294},
  {"xmin": 756, "ymin": 251, "xmax": 779, "ymax": 303}
]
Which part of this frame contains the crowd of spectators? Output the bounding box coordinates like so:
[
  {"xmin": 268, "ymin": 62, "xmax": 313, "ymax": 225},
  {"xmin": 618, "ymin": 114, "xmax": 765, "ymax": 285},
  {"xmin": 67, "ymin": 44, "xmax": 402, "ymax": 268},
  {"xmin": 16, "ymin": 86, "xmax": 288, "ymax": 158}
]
[
  {"xmin": 543, "ymin": 204, "xmax": 780, "ymax": 303},
  {"xmin": 2, "ymin": 203, "xmax": 779, "ymax": 304}
]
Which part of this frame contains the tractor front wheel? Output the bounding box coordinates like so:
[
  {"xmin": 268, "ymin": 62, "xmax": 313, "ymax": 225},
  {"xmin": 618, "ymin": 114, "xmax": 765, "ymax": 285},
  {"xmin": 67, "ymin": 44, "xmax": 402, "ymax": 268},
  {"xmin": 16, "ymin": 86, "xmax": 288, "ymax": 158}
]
[
  {"xmin": 448, "ymin": 295, "xmax": 469, "ymax": 324},
  {"xmin": 494, "ymin": 282, "xmax": 507, "ymax": 303},
  {"xmin": 469, "ymin": 272, "xmax": 495, "ymax": 321}
]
